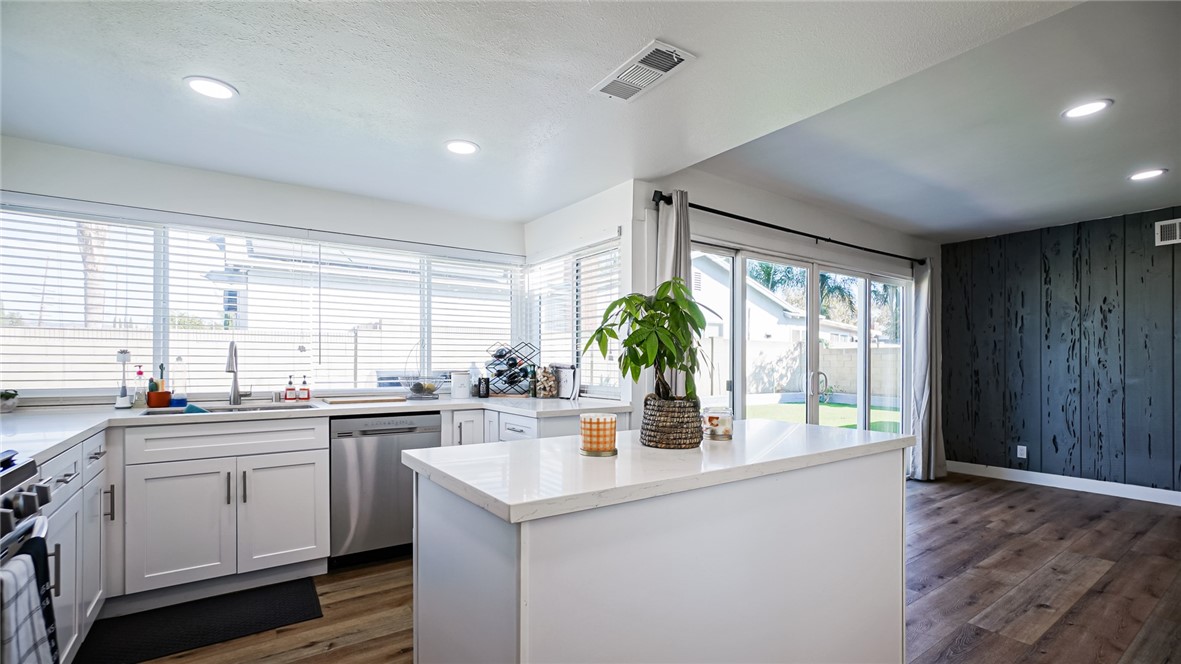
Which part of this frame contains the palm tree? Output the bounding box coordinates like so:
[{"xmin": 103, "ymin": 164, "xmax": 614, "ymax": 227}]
[{"xmin": 746, "ymin": 261, "xmax": 857, "ymax": 321}]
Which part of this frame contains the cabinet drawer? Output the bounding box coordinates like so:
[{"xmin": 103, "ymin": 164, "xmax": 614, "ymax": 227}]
[
  {"xmin": 499, "ymin": 413, "xmax": 538, "ymax": 441},
  {"xmin": 125, "ymin": 418, "xmax": 329, "ymax": 464},
  {"xmin": 82, "ymin": 431, "xmax": 107, "ymax": 484},
  {"xmin": 41, "ymin": 442, "xmax": 85, "ymax": 514}
]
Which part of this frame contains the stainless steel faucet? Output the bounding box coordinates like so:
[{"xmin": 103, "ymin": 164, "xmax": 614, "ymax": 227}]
[{"xmin": 226, "ymin": 341, "xmax": 241, "ymax": 405}]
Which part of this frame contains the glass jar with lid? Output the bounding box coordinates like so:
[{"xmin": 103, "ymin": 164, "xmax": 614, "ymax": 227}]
[{"xmin": 702, "ymin": 406, "xmax": 734, "ymax": 441}]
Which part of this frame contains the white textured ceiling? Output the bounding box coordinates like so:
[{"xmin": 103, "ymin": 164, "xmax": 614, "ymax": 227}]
[
  {"xmin": 0, "ymin": 1, "xmax": 1072, "ymax": 223},
  {"xmin": 696, "ymin": 1, "xmax": 1181, "ymax": 243}
]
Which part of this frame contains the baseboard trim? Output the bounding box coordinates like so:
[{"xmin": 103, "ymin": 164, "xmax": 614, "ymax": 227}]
[{"xmin": 946, "ymin": 461, "xmax": 1181, "ymax": 508}]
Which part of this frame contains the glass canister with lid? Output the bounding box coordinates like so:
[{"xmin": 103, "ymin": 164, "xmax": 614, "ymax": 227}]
[{"xmin": 702, "ymin": 406, "xmax": 734, "ymax": 441}]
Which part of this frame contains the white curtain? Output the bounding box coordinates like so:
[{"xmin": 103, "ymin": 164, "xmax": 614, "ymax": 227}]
[
  {"xmin": 656, "ymin": 190, "xmax": 692, "ymax": 285},
  {"xmin": 909, "ymin": 258, "xmax": 947, "ymax": 480},
  {"xmin": 656, "ymin": 189, "xmax": 692, "ymax": 396}
]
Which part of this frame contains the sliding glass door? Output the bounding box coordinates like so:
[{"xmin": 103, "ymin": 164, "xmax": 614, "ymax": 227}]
[
  {"xmin": 690, "ymin": 248, "xmax": 733, "ymax": 409},
  {"xmin": 744, "ymin": 257, "xmax": 810, "ymax": 423},
  {"xmin": 727, "ymin": 252, "xmax": 910, "ymax": 432},
  {"xmin": 815, "ymin": 269, "xmax": 866, "ymax": 429},
  {"xmin": 869, "ymin": 280, "xmax": 906, "ymax": 433}
]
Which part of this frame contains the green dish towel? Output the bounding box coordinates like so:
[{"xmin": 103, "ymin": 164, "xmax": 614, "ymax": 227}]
[{"xmin": 183, "ymin": 404, "xmax": 210, "ymax": 414}]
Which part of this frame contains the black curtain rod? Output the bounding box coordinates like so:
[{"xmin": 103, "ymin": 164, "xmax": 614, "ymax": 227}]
[{"xmin": 652, "ymin": 190, "xmax": 926, "ymax": 266}]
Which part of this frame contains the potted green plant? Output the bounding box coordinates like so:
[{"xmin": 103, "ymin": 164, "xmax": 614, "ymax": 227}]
[
  {"xmin": 584, "ymin": 277, "xmax": 708, "ymax": 449},
  {"xmin": 1, "ymin": 389, "xmax": 18, "ymax": 414}
]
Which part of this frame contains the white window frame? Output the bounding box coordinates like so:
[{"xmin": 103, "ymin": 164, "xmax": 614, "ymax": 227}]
[
  {"xmin": 693, "ymin": 234, "xmax": 914, "ymax": 433},
  {"xmin": 1, "ymin": 194, "xmax": 525, "ymax": 402}
]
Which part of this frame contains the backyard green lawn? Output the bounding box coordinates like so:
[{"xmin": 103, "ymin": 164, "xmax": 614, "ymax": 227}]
[{"xmin": 746, "ymin": 402, "xmax": 901, "ymax": 433}]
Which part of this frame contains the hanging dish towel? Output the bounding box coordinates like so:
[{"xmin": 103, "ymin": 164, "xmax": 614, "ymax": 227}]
[{"xmin": 1, "ymin": 547, "xmax": 57, "ymax": 664}]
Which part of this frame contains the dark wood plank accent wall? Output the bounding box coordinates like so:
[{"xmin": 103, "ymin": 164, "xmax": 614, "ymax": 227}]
[
  {"xmin": 971, "ymin": 237, "xmax": 1006, "ymax": 467},
  {"xmin": 1041, "ymin": 222, "xmax": 1082, "ymax": 478},
  {"xmin": 1004, "ymin": 231, "xmax": 1041, "ymax": 472},
  {"xmin": 941, "ymin": 241, "xmax": 974, "ymax": 463},
  {"xmin": 1173, "ymin": 207, "xmax": 1181, "ymax": 491},
  {"xmin": 942, "ymin": 205, "xmax": 1179, "ymax": 491},
  {"xmin": 1125, "ymin": 209, "xmax": 1175, "ymax": 489},
  {"xmin": 1080, "ymin": 216, "xmax": 1124, "ymax": 483}
]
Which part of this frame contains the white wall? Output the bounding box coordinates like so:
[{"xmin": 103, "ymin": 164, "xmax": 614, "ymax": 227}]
[
  {"xmin": 523, "ymin": 180, "xmax": 633, "ymax": 263},
  {"xmin": 638, "ymin": 167, "xmax": 939, "ymax": 278},
  {"xmin": 0, "ymin": 136, "xmax": 524, "ymax": 255}
]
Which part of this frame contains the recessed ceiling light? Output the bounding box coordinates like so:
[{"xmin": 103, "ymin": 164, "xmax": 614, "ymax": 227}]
[
  {"xmin": 184, "ymin": 76, "xmax": 238, "ymax": 100},
  {"xmin": 1129, "ymin": 168, "xmax": 1168, "ymax": 181},
  {"xmin": 1062, "ymin": 99, "xmax": 1113, "ymax": 119},
  {"xmin": 445, "ymin": 140, "xmax": 480, "ymax": 155}
]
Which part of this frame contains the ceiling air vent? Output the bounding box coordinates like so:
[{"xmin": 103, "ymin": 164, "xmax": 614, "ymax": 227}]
[
  {"xmin": 1156, "ymin": 218, "xmax": 1181, "ymax": 246},
  {"xmin": 592, "ymin": 40, "xmax": 695, "ymax": 102}
]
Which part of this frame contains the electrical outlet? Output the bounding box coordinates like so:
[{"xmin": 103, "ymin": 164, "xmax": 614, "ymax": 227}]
[{"xmin": 1017, "ymin": 445, "xmax": 1028, "ymax": 460}]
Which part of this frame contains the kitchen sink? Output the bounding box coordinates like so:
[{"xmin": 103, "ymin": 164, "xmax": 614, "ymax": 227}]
[{"xmin": 141, "ymin": 402, "xmax": 322, "ymax": 415}]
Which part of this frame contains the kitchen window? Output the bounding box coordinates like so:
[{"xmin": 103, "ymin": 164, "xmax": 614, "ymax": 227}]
[
  {"xmin": 526, "ymin": 241, "xmax": 622, "ymax": 399},
  {"xmin": 0, "ymin": 206, "xmax": 521, "ymax": 396}
]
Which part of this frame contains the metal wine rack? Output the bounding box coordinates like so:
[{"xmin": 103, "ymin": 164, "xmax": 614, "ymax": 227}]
[{"xmin": 484, "ymin": 341, "xmax": 540, "ymax": 396}]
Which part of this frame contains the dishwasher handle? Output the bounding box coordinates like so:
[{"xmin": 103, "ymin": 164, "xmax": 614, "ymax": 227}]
[{"xmin": 334, "ymin": 427, "xmax": 429, "ymax": 438}]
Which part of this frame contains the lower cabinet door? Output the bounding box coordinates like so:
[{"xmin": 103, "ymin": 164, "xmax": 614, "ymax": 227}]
[
  {"xmin": 236, "ymin": 450, "xmax": 330, "ymax": 573},
  {"xmin": 81, "ymin": 470, "xmax": 107, "ymax": 635},
  {"xmin": 125, "ymin": 457, "xmax": 238, "ymax": 594},
  {"xmin": 46, "ymin": 490, "xmax": 82, "ymax": 663}
]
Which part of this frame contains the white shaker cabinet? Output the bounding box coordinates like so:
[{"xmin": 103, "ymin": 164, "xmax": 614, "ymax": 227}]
[
  {"xmin": 80, "ymin": 468, "xmax": 108, "ymax": 634},
  {"xmin": 125, "ymin": 450, "xmax": 331, "ymax": 592},
  {"xmin": 237, "ymin": 450, "xmax": 330, "ymax": 574},
  {"xmin": 451, "ymin": 409, "xmax": 486, "ymax": 445},
  {"xmin": 483, "ymin": 410, "xmax": 500, "ymax": 443},
  {"xmin": 124, "ymin": 457, "xmax": 238, "ymax": 594},
  {"xmin": 46, "ymin": 489, "xmax": 83, "ymax": 663}
]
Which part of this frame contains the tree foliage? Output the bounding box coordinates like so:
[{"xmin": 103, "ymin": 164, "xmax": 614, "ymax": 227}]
[
  {"xmin": 746, "ymin": 261, "xmax": 858, "ymax": 321},
  {"xmin": 583, "ymin": 278, "xmax": 707, "ymax": 401}
]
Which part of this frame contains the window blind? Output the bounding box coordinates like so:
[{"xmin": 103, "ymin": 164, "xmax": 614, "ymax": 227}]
[
  {"xmin": 527, "ymin": 242, "xmax": 622, "ymax": 399},
  {"xmin": 0, "ymin": 211, "xmax": 156, "ymax": 391},
  {"xmin": 0, "ymin": 207, "xmax": 521, "ymax": 395}
]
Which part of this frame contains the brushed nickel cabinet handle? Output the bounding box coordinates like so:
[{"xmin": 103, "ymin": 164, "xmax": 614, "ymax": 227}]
[
  {"xmin": 55, "ymin": 472, "xmax": 78, "ymax": 486},
  {"xmin": 88, "ymin": 450, "xmax": 107, "ymax": 461},
  {"xmin": 103, "ymin": 484, "xmax": 116, "ymax": 521},
  {"xmin": 48, "ymin": 543, "xmax": 62, "ymax": 597}
]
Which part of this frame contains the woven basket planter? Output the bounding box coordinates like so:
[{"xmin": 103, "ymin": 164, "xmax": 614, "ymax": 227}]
[{"xmin": 640, "ymin": 393, "xmax": 703, "ymax": 449}]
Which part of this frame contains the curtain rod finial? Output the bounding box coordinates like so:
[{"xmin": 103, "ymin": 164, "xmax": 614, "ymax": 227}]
[{"xmin": 651, "ymin": 190, "xmax": 672, "ymax": 205}]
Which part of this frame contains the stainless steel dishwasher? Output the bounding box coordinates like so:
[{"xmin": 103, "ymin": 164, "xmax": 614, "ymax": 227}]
[{"xmin": 330, "ymin": 413, "xmax": 441, "ymax": 557}]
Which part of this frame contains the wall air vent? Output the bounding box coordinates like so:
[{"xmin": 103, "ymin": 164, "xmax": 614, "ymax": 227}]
[
  {"xmin": 1155, "ymin": 218, "xmax": 1181, "ymax": 246},
  {"xmin": 592, "ymin": 40, "xmax": 695, "ymax": 102}
]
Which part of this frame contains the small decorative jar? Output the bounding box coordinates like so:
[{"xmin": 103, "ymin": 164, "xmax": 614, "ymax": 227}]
[
  {"xmin": 579, "ymin": 413, "xmax": 618, "ymax": 457},
  {"xmin": 702, "ymin": 407, "xmax": 734, "ymax": 441}
]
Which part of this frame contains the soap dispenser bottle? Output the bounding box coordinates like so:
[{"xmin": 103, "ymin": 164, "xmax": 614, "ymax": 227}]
[
  {"xmin": 284, "ymin": 375, "xmax": 298, "ymax": 402},
  {"xmin": 298, "ymin": 375, "xmax": 311, "ymax": 401}
]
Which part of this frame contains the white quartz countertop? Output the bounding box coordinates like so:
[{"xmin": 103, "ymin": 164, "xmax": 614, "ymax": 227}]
[
  {"xmin": 0, "ymin": 396, "xmax": 630, "ymax": 465},
  {"xmin": 403, "ymin": 420, "xmax": 915, "ymax": 523}
]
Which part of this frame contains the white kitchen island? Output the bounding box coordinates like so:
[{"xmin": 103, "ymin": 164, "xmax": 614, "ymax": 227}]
[{"xmin": 402, "ymin": 419, "xmax": 914, "ymax": 664}]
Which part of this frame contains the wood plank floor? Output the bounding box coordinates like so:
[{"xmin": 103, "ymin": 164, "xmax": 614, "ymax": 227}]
[
  {"xmin": 154, "ymin": 473, "xmax": 1181, "ymax": 663},
  {"xmin": 908, "ymin": 474, "xmax": 1181, "ymax": 664},
  {"xmin": 149, "ymin": 557, "xmax": 414, "ymax": 664}
]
